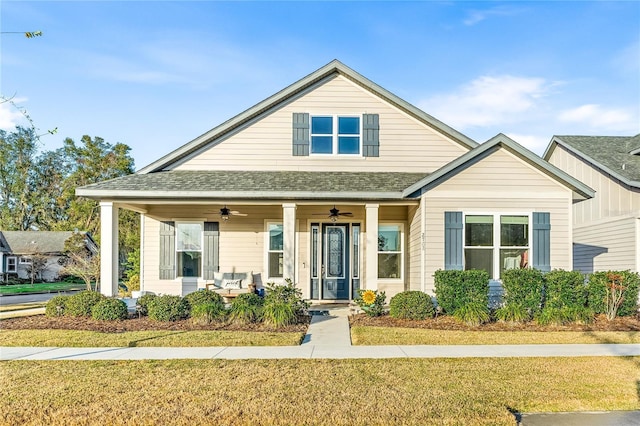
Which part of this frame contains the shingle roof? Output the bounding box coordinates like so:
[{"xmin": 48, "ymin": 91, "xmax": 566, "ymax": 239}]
[
  {"xmin": 76, "ymin": 171, "xmax": 429, "ymax": 200},
  {"xmin": 0, "ymin": 231, "xmax": 95, "ymax": 254},
  {"xmin": 549, "ymin": 134, "xmax": 640, "ymax": 185}
]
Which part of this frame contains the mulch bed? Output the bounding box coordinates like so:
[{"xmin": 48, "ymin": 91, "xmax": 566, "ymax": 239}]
[
  {"xmin": 349, "ymin": 313, "xmax": 640, "ymax": 332},
  {"xmin": 0, "ymin": 315, "xmax": 309, "ymax": 334}
]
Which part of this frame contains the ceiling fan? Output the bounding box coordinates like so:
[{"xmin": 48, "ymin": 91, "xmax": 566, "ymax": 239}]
[
  {"xmin": 313, "ymin": 205, "xmax": 353, "ymax": 222},
  {"xmin": 219, "ymin": 205, "xmax": 247, "ymax": 221}
]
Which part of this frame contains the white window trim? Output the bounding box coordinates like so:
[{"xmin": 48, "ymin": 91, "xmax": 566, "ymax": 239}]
[
  {"xmin": 265, "ymin": 220, "xmax": 284, "ymax": 280},
  {"xmin": 175, "ymin": 221, "xmax": 204, "ymax": 279},
  {"xmin": 463, "ymin": 212, "xmax": 533, "ymax": 280},
  {"xmin": 6, "ymin": 256, "xmax": 17, "ymax": 273},
  {"xmin": 19, "ymin": 256, "xmax": 32, "ymax": 264},
  {"xmin": 309, "ymin": 114, "xmax": 363, "ymax": 156},
  {"xmin": 377, "ymin": 222, "xmax": 404, "ymax": 281}
]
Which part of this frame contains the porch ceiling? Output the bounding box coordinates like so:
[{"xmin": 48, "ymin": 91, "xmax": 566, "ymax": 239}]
[{"xmin": 76, "ymin": 170, "xmax": 429, "ymax": 201}]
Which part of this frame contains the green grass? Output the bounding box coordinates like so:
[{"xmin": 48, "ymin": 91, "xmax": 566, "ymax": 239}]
[
  {"xmin": 351, "ymin": 326, "xmax": 640, "ymax": 345},
  {"xmin": 0, "ymin": 281, "xmax": 85, "ymax": 295},
  {"xmin": 0, "ymin": 329, "xmax": 304, "ymax": 347},
  {"xmin": 1, "ymin": 357, "xmax": 638, "ymax": 425}
]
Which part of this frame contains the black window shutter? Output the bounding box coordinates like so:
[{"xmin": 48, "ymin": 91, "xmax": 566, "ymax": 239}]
[
  {"xmin": 159, "ymin": 221, "xmax": 175, "ymax": 280},
  {"xmin": 444, "ymin": 212, "xmax": 463, "ymax": 270},
  {"xmin": 292, "ymin": 113, "xmax": 310, "ymax": 156},
  {"xmin": 532, "ymin": 212, "xmax": 551, "ymax": 272},
  {"xmin": 203, "ymin": 222, "xmax": 219, "ymax": 280},
  {"xmin": 363, "ymin": 113, "xmax": 379, "ymax": 157}
]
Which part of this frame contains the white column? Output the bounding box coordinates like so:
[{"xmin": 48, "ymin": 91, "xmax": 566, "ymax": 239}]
[
  {"xmin": 365, "ymin": 204, "xmax": 379, "ymax": 291},
  {"xmin": 139, "ymin": 213, "xmax": 145, "ymax": 293},
  {"xmin": 100, "ymin": 201, "xmax": 119, "ymax": 297},
  {"xmin": 282, "ymin": 203, "xmax": 297, "ymax": 282}
]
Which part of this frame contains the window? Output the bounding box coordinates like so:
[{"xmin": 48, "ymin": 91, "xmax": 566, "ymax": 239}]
[
  {"xmin": 6, "ymin": 256, "xmax": 17, "ymax": 273},
  {"xmin": 311, "ymin": 115, "xmax": 361, "ymax": 155},
  {"xmin": 268, "ymin": 223, "xmax": 284, "ymax": 278},
  {"xmin": 464, "ymin": 214, "xmax": 530, "ymax": 279},
  {"xmin": 176, "ymin": 222, "xmax": 202, "ymax": 278},
  {"xmin": 19, "ymin": 256, "xmax": 32, "ymax": 264},
  {"xmin": 378, "ymin": 224, "xmax": 403, "ymax": 279}
]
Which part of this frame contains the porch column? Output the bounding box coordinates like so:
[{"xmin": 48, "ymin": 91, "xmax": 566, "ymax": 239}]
[
  {"xmin": 365, "ymin": 204, "xmax": 379, "ymax": 291},
  {"xmin": 282, "ymin": 203, "xmax": 297, "ymax": 282},
  {"xmin": 100, "ymin": 201, "xmax": 119, "ymax": 297}
]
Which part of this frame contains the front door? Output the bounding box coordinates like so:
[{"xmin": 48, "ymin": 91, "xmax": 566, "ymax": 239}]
[{"xmin": 322, "ymin": 224, "xmax": 349, "ymax": 300}]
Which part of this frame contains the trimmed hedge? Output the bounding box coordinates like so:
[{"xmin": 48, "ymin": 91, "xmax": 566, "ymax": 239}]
[
  {"xmin": 91, "ymin": 298, "xmax": 128, "ymax": 321},
  {"xmin": 587, "ymin": 270, "xmax": 639, "ymax": 317},
  {"xmin": 434, "ymin": 269, "xmax": 490, "ymax": 314},
  {"xmin": 501, "ymin": 268, "xmax": 544, "ymax": 315},
  {"xmin": 65, "ymin": 291, "xmax": 106, "ymax": 317},
  {"xmin": 45, "ymin": 295, "xmax": 70, "ymax": 317},
  {"xmin": 389, "ymin": 291, "xmax": 435, "ymax": 320},
  {"xmin": 136, "ymin": 293, "xmax": 157, "ymax": 316},
  {"xmin": 148, "ymin": 295, "xmax": 189, "ymax": 322},
  {"xmin": 184, "ymin": 289, "xmax": 224, "ymax": 310},
  {"xmin": 544, "ymin": 269, "xmax": 587, "ymax": 310}
]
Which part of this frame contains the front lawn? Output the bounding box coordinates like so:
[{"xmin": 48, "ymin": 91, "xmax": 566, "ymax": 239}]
[
  {"xmin": 1, "ymin": 357, "xmax": 638, "ymax": 425},
  {"xmin": 351, "ymin": 326, "xmax": 640, "ymax": 345},
  {"xmin": 0, "ymin": 329, "xmax": 304, "ymax": 347},
  {"xmin": 0, "ymin": 281, "xmax": 85, "ymax": 295}
]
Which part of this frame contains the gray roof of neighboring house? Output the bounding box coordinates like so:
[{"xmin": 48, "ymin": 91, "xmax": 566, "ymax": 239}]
[
  {"xmin": 544, "ymin": 134, "xmax": 640, "ymax": 187},
  {"xmin": 0, "ymin": 231, "xmax": 97, "ymax": 255},
  {"xmin": 137, "ymin": 59, "xmax": 478, "ymax": 174},
  {"xmin": 76, "ymin": 171, "xmax": 430, "ymax": 200}
]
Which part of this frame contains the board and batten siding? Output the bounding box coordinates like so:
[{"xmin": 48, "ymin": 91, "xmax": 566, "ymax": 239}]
[
  {"xmin": 573, "ymin": 215, "xmax": 639, "ymax": 273},
  {"xmin": 548, "ymin": 144, "xmax": 640, "ymax": 225},
  {"xmin": 173, "ymin": 75, "xmax": 469, "ymax": 173},
  {"xmin": 422, "ymin": 148, "xmax": 574, "ymax": 293}
]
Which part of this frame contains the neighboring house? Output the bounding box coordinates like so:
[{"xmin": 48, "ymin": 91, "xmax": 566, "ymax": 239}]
[
  {"xmin": 0, "ymin": 231, "xmax": 98, "ymax": 282},
  {"xmin": 77, "ymin": 60, "xmax": 593, "ymax": 300},
  {"xmin": 544, "ymin": 134, "xmax": 640, "ymax": 273}
]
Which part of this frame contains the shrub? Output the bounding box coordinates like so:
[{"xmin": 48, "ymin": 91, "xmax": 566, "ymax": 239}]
[
  {"xmin": 536, "ymin": 307, "xmax": 571, "ymax": 326},
  {"xmin": 544, "ymin": 269, "xmax": 587, "ymax": 310},
  {"xmin": 229, "ymin": 293, "xmax": 264, "ymax": 324},
  {"xmin": 453, "ymin": 302, "xmax": 490, "ymax": 326},
  {"xmin": 262, "ymin": 301, "xmax": 296, "ymax": 328},
  {"xmin": 434, "ymin": 270, "xmax": 490, "ymax": 314},
  {"xmin": 495, "ymin": 303, "xmax": 530, "ymax": 323},
  {"xmin": 501, "ymin": 268, "xmax": 544, "ymax": 316},
  {"xmin": 354, "ymin": 289, "xmax": 386, "ymax": 317},
  {"xmin": 185, "ymin": 289, "xmax": 224, "ymax": 310},
  {"xmin": 565, "ymin": 306, "xmax": 595, "ymax": 324},
  {"xmin": 45, "ymin": 295, "xmax": 70, "ymax": 317},
  {"xmin": 91, "ymin": 298, "xmax": 128, "ymax": 321},
  {"xmin": 136, "ymin": 293, "xmax": 157, "ymax": 316},
  {"xmin": 65, "ymin": 291, "xmax": 106, "ymax": 317},
  {"xmin": 389, "ymin": 291, "xmax": 434, "ymax": 320},
  {"xmin": 148, "ymin": 295, "xmax": 189, "ymax": 322},
  {"xmin": 587, "ymin": 271, "xmax": 639, "ymax": 318},
  {"xmin": 264, "ymin": 279, "xmax": 310, "ymax": 317},
  {"xmin": 190, "ymin": 301, "xmax": 227, "ymax": 325}
]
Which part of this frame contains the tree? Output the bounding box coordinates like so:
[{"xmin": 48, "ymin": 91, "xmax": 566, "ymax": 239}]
[
  {"xmin": 62, "ymin": 233, "xmax": 100, "ymax": 291},
  {"xmin": 25, "ymin": 253, "xmax": 49, "ymax": 285}
]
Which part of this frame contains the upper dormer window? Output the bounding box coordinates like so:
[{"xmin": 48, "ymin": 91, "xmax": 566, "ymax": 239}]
[{"xmin": 311, "ymin": 116, "xmax": 361, "ymax": 155}]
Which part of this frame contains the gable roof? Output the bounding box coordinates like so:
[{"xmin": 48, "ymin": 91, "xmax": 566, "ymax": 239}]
[
  {"xmin": 0, "ymin": 231, "xmax": 97, "ymax": 255},
  {"xmin": 76, "ymin": 171, "xmax": 429, "ymax": 200},
  {"xmin": 543, "ymin": 134, "xmax": 640, "ymax": 187},
  {"xmin": 403, "ymin": 133, "xmax": 595, "ymax": 201},
  {"xmin": 138, "ymin": 59, "xmax": 478, "ymax": 174}
]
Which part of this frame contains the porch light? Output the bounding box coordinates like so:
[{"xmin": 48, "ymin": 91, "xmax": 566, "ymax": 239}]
[{"xmin": 330, "ymin": 214, "xmax": 338, "ymax": 223}]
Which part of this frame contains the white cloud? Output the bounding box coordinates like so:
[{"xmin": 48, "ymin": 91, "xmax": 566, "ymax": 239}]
[
  {"xmin": 0, "ymin": 97, "xmax": 30, "ymax": 130},
  {"xmin": 463, "ymin": 6, "xmax": 524, "ymax": 26},
  {"xmin": 419, "ymin": 75, "xmax": 556, "ymax": 129},
  {"xmin": 558, "ymin": 104, "xmax": 636, "ymax": 131}
]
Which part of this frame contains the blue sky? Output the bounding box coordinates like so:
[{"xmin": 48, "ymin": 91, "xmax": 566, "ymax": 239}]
[{"xmin": 2, "ymin": 1, "xmax": 639, "ymax": 170}]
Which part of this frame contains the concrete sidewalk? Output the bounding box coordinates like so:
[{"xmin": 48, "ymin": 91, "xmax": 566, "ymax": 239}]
[{"xmin": 2, "ymin": 343, "xmax": 640, "ymax": 361}]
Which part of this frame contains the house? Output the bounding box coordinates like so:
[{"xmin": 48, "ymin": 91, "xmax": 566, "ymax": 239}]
[
  {"xmin": 76, "ymin": 60, "xmax": 593, "ymax": 300},
  {"xmin": 544, "ymin": 134, "xmax": 640, "ymax": 273},
  {"xmin": 0, "ymin": 231, "xmax": 98, "ymax": 282}
]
